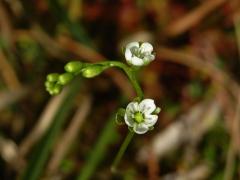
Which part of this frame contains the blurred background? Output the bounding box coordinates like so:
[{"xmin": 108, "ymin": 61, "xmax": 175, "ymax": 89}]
[{"xmin": 0, "ymin": 0, "xmax": 240, "ymax": 179}]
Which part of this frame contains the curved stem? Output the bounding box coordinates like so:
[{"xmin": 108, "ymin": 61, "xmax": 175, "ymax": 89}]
[
  {"xmin": 89, "ymin": 61, "xmax": 143, "ymax": 172},
  {"xmin": 97, "ymin": 61, "xmax": 144, "ymax": 172},
  {"xmin": 98, "ymin": 61, "xmax": 144, "ymax": 100}
]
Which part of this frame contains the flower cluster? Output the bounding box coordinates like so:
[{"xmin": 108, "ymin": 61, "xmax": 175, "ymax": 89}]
[
  {"xmin": 124, "ymin": 99, "xmax": 160, "ymax": 134},
  {"xmin": 45, "ymin": 61, "xmax": 82, "ymax": 95},
  {"xmin": 45, "ymin": 61, "xmax": 108, "ymax": 95},
  {"xmin": 45, "ymin": 41, "xmax": 160, "ymax": 134}
]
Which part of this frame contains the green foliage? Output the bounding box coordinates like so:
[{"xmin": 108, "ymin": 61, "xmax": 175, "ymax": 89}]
[
  {"xmin": 201, "ymin": 121, "xmax": 230, "ymax": 179},
  {"xmin": 60, "ymin": 159, "xmax": 75, "ymax": 174},
  {"xmin": 77, "ymin": 115, "xmax": 119, "ymax": 180},
  {"xmin": 47, "ymin": 0, "xmax": 92, "ymax": 47},
  {"xmin": 187, "ymin": 80, "xmax": 204, "ymax": 99}
]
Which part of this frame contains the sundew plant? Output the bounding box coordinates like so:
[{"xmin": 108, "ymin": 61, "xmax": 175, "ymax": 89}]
[{"xmin": 45, "ymin": 41, "xmax": 161, "ymax": 171}]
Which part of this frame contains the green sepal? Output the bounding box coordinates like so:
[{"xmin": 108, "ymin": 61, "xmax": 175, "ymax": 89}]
[
  {"xmin": 139, "ymin": 41, "xmax": 143, "ymax": 46},
  {"xmin": 117, "ymin": 108, "xmax": 125, "ymax": 117},
  {"xmin": 148, "ymin": 126, "xmax": 154, "ymax": 131},
  {"xmin": 58, "ymin": 73, "xmax": 74, "ymax": 85},
  {"xmin": 133, "ymin": 97, "xmax": 141, "ymax": 102},
  {"xmin": 122, "ymin": 46, "xmax": 126, "ymax": 55},
  {"xmin": 154, "ymin": 107, "xmax": 161, "ymax": 114},
  {"xmin": 128, "ymin": 126, "xmax": 134, "ymax": 132},
  {"xmin": 47, "ymin": 73, "xmax": 59, "ymax": 82},
  {"xmin": 115, "ymin": 108, "xmax": 126, "ymax": 125}
]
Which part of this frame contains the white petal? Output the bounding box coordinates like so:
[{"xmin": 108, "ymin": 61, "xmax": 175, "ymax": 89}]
[
  {"xmin": 140, "ymin": 42, "xmax": 153, "ymax": 53},
  {"xmin": 126, "ymin": 102, "xmax": 139, "ymax": 114},
  {"xmin": 124, "ymin": 113, "xmax": 135, "ymax": 127},
  {"xmin": 144, "ymin": 114, "xmax": 158, "ymax": 127},
  {"xmin": 133, "ymin": 123, "xmax": 149, "ymax": 134},
  {"xmin": 143, "ymin": 54, "xmax": 155, "ymax": 63},
  {"xmin": 125, "ymin": 48, "xmax": 132, "ymax": 61},
  {"xmin": 126, "ymin": 42, "xmax": 139, "ymax": 50},
  {"xmin": 139, "ymin": 99, "xmax": 156, "ymax": 114},
  {"xmin": 131, "ymin": 56, "xmax": 144, "ymax": 66}
]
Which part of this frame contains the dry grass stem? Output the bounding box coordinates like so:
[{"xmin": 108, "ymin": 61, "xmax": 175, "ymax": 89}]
[
  {"xmin": 0, "ymin": 50, "xmax": 22, "ymax": 91},
  {"xmin": 47, "ymin": 94, "xmax": 92, "ymax": 173},
  {"xmin": 165, "ymin": 0, "xmax": 227, "ymax": 36},
  {"xmin": 19, "ymin": 89, "xmax": 69, "ymax": 156},
  {"xmin": 162, "ymin": 163, "xmax": 210, "ymax": 180},
  {"xmin": 0, "ymin": 88, "xmax": 28, "ymax": 112},
  {"xmin": 0, "ymin": 1, "xmax": 14, "ymax": 46},
  {"xmin": 157, "ymin": 47, "xmax": 239, "ymax": 99}
]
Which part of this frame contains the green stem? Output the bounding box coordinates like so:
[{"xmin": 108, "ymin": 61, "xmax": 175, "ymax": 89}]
[
  {"xmin": 111, "ymin": 131, "xmax": 135, "ymax": 173},
  {"xmin": 96, "ymin": 61, "xmax": 144, "ymax": 172},
  {"xmin": 79, "ymin": 60, "xmax": 143, "ymax": 172},
  {"xmin": 97, "ymin": 61, "xmax": 144, "ymax": 99}
]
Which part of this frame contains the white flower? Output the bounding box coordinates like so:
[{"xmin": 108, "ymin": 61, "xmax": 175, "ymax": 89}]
[
  {"xmin": 124, "ymin": 99, "xmax": 160, "ymax": 134},
  {"xmin": 124, "ymin": 42, "xmax": 155, "ymax": 66}
]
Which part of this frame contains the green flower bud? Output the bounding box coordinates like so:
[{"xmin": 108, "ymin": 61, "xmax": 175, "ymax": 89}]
[
  {"xmin": 82, "ymin": 65, "xmax": 106, "ymax": 78},
  {"xmin": 47, "ymin": 73, "xmax": 59, "ymax": 82},
  {"xmin": 45, "ymin": 81, "xmax": 54, "ymax": 89},
  {"xmin": 64, "ymin": 61, "xmax": 83, "ymax": 73},
  {"xmin": 49, "ymin": 90, "xmax": 55, "ymax": 95},
  {"xmin": 52, "ymin": 84, "xmax": 62, "ymax": 95},
  {"xmin": 46, "ymin": 86, "xmax": 53, "ymax": 93},
  {"xmin": 58, "ymin": 73, "xmax": 74, "ymax": 85}
]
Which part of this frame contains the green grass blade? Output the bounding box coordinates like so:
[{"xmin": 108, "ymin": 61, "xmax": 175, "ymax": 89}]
[
  {"xmin": 47, "ymin": 0, "xmax": 93, "ymax": 47},
  {"xmin": 77, "ymin": 114, "xmax": 119, "ymax": 180}
]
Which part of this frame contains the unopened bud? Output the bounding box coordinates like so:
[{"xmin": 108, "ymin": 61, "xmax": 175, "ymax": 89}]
[
  {"xmin": 52, "ymin": 84, "xmax": 62, "ymax": 95},
  {"xmin": 82, "ymin": 65, "xmax": 106, "ymax": 78},
  {"xmin": 47, "ymin": 73, "xmax": 59, "ymax": 82},
  {"xmin": 58, "ymin": 73, "xmax": 74, "ymax": 85},
  {"xmin": 45, "ymin": 81, "xmax": 54, "ymax": 89},
  {"xmin": 65, "ymin": 61, "xmax": 83, "ymax": 73}
]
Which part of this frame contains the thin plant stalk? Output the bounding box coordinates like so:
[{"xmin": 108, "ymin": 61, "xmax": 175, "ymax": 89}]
[
  {"xmin": 97, "ymin": 61, "xmax": 144, "ymax": 172},
  {"xmin": 111, "ymin": 131, "xmax": 135, "ymax": 173},
  {"xmin": 97, "ymin": 61, "xmax": 143, "ymax": 99}
]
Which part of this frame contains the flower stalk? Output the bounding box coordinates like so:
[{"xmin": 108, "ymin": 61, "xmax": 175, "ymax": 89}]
[
  {"xmin": 111, "ymin": 131, "xmax": 134, "ymax": 173},
  {"xmin": 44, "ymin": 41, "xmax": 160, "ymax": 173}
]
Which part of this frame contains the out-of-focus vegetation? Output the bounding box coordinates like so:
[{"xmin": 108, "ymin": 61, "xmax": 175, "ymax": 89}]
[{"xmin": 0, "ymin": 0, "xmax": 240, "ymax": 179}]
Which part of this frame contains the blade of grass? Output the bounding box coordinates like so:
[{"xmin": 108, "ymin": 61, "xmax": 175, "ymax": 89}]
[
  {"xmin": 47, "ymin": 0, "xmax": 92, "ymax": 47},
  {"xmin": 77, "ymin": 114, "xmax": 119, "ymax": 180},
  {"xmin": 20, "ymin": 77, "xmax": 83, "ymax": 180}
]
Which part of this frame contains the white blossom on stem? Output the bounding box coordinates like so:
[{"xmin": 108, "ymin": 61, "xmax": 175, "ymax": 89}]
[
  {"xmin": 124, "ymin": 99, "xmax": 160, "ymax": 134},
  {"xmin": 124, "ymin": 42, "xmax": 155, "ymax": 66}
]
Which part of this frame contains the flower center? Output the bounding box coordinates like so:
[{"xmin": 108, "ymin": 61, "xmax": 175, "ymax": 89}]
[
  {"xmin": 134, "ymin": 112, "xmax": 144, "ymax": 123},
  {"xmin": 131, "ymin": 47, "xmax": 145, "ymax": 59}
]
